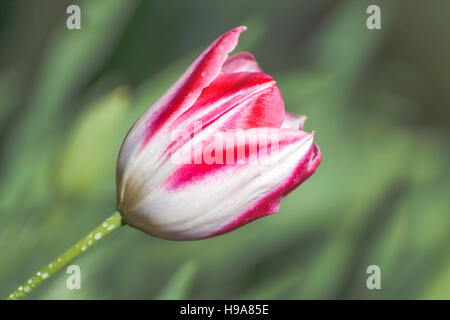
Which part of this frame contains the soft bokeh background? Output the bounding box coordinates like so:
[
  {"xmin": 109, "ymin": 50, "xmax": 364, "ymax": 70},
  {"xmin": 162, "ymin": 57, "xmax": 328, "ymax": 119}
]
[{"xmin": 1, "ymin": 0, "xmax": 449, "ymax": 299}]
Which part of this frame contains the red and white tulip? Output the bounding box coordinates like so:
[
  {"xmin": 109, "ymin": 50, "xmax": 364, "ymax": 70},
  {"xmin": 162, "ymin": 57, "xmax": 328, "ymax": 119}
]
[{"xmin": 116, "ymin": 26, "xmax": 321, "ymax": 240}]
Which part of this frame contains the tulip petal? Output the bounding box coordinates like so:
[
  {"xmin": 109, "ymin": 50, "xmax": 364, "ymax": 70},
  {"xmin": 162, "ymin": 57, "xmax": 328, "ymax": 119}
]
[
  {"xmin": 140, "ymin": 26, "xmax": 247, "ymax": 146},
  {"xmin": 168, "ymin": 72, "xmax": 284, "ymax": 139},
  {"xmin": 118, "ymin": 26, "xmax": 246, "ymax": 159},
  {"xmin": 122, "ymin": 128, "xmax": 320, "ymax": 240},
  {"xmin": 213, "ymin": 142, "xmax": 321, "ymax": 238},
  {"xmin": 117, "ymin": 27, "xmax": 247, "ymax": 200},
  {"xmin": 160, "ymin": 72, "xmax": 285, "ymax": 163},
  {"xmin": 117, "ymin": 27, "xmax": 322, "ymax": 241},
  {"xmin": 221, "ymin": 52, "xmax": 263, "ymax": 73},
  {"xmin": 281, "ymin": 112, "xmax": 307, "ymax": 130}
]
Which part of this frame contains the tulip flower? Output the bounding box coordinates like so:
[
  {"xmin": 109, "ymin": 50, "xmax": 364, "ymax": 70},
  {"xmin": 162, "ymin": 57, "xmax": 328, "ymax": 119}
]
[
  {"xmin": 116, "ymin": 26, "xmax": 321, "ymax": 240},
  {"xmin": 7, "ymin": 26, "xmax": 320, "ymax": 299}
]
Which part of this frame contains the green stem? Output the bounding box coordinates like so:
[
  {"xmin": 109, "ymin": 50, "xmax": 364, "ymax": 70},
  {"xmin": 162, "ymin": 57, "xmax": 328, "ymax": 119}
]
[{"xmin": 6, "ymin": 211, "xmax": 124, "ymax": 300}]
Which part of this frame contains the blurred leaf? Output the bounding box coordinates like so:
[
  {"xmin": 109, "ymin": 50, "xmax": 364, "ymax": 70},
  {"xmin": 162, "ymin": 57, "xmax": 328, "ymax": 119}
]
[
  {"xmin": 295, "ymin": 235, "xmax": 353, "ymax": 299},
  {"xmin": 0, "ymin": 66, "xmax": 21, "ymax": 127},
  {"xmin": 315, "ymin": 0, "xmax": 390, "ymax": 81},
  {"xmin": 1, "ymin": 0, "xmax": 449, "ymax": 300},
  {"xmin": 156, "ymin": 261, "xmax": 198, "ymax": 300},
  {"xmin": 58, "ymin": 87, "xmax": 131, "ymax": 198},
  {"xmin": 0, "ymin": 0, "xmax": 137, "ymax": 209},
  {"xmin": 422, "ymin": 257, "xmax": 450, "ymax": 300},
  {"xmin": 236, "ymin": 14, "xmax": 268, "ymax": 52},
  {"xmin": 241, "ymin": 267, "xmax": 304, "ymax": 299},
  {"xmin": 16, "ymin": 0, "xmax": 137, "ymax": 146}
]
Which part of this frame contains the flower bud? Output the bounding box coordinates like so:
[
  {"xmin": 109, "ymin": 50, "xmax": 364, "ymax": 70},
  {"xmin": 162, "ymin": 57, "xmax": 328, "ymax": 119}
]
[{"xmin": 116, "ymin": 27, "xmax": 321, "ymax": 240}]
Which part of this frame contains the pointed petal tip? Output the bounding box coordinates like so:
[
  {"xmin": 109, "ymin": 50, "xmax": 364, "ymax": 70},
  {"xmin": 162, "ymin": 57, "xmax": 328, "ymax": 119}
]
[
  {"xmin": 282, "ymin": 112, "xmax": 307, "ymax": 130},
  {"xmin": 307, "ymin": 143, "xmax": 322, "ymax": 173},
  {"xmin": 224, "ymin": 26, "xmax": 247, "ymax": 38},
  {"xmin": 306, "ymin": 143, "xmax": 321, "ymax": 173},
  {"xmin": 136, "ymin": 26, "xmax": 249, "ymax": 147},
  {"xmin": 225, "ymin": 26, "xmax": 247, "ymax": 43}
]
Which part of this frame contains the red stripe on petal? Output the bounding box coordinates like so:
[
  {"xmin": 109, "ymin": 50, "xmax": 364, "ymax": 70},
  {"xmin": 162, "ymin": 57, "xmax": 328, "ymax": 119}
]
[
  {"xmin": 207, "ymin": 195, "xmax": 282, "ymax": 238},
  {"xmin": 222, "ymin": 84, "xmax": 284, "ymax": 130},
  {"xmin": 207, "ymin": 138, "xmax": 321, "ymax": 237},
  {"xmin": 171, "ymin": 72, "xmax": 281, "ymax": 130},
  {"xmin": 165, "ymin": 129, "xmax": 310, "ymax": 190},
  {"xmin": 160, "ymin": 72, "xmax": 276, "ymax": 158},
  {"xmin": 162, "ymin": 72, "xmax": 283, "ymax": 158},
  {"xmin": 282, "ymin": 144, "xmax": 322, "ymax": 196},
  {"xmin": 141, "ymin": 27, "xmax": 247, "ymax": 149}
]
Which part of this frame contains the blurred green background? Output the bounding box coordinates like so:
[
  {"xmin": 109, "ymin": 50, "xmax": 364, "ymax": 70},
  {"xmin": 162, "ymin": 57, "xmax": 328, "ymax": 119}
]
[{"xmin": 1, "ymin": 0, "xmax": 449, "ymax": 299}]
